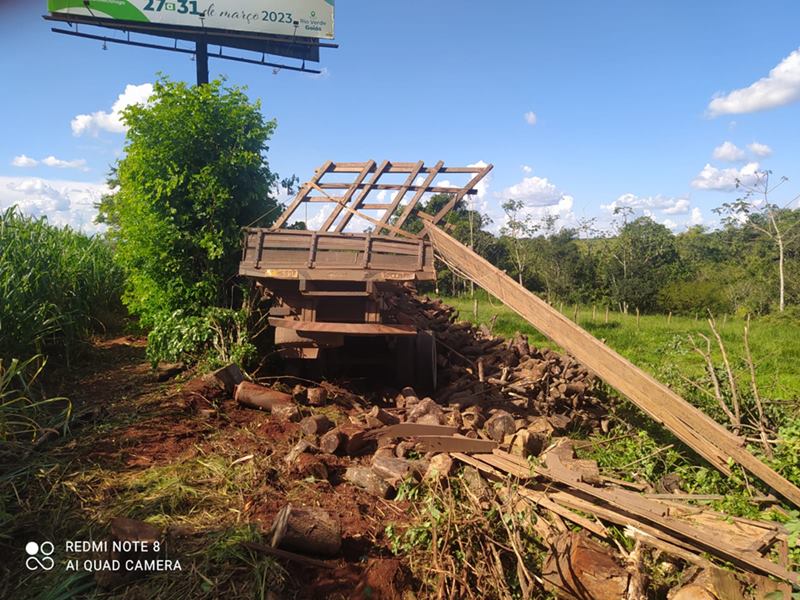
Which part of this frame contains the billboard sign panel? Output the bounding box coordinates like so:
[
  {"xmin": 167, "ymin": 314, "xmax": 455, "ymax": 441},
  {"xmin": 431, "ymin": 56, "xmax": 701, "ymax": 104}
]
[{"xmin": 47, "ymin": 0, "xmax": 335, "ymax": 40}]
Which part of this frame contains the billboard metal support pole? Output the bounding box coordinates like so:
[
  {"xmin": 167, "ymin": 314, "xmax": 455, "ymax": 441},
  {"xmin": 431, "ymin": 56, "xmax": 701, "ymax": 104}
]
[{"xmin": 196, "ymin": 39, "xmax": 209, "ymax": 86}]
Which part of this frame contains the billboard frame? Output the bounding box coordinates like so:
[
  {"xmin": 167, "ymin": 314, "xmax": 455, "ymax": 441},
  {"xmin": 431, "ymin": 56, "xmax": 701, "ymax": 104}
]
[{"xmin": 44, "ymin": 5, "xmax": 337, "ymax": 84}]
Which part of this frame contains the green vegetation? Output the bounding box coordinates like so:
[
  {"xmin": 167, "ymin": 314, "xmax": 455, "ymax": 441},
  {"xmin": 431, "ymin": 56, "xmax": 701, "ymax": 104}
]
[
  {"xmin": 441, "ymin": 293, "xmax": 800, "ymax": 397},
  {"xmin": 0, "ymin": 207, "xmax": 120, "ymax": 454},
  {"xmin": 0, "ymin": 206, "xmax": 122, "ymax": 364},
  {"xmin": 422, "ymin": 169, "xmax": 800, "ymax": 316},
  {"xmin": 98, "ymin": 76, "xmax": 280, "ymax": 366}
]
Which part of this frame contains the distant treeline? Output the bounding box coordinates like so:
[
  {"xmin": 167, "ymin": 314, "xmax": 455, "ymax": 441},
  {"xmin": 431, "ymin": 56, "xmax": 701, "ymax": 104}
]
[{"xmin": 414, "ymin": 194, "xmax": 800, "ymax": 316}]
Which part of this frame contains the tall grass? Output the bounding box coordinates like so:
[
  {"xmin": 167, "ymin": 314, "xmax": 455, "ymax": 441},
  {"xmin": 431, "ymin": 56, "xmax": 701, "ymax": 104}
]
[
  {"xmin": 0, "ymin": 206, "xmax": 123, "ymax": 363},
  {"xmin": 0, "ymin": 206, "xmax": 122, "ymax": 456}
]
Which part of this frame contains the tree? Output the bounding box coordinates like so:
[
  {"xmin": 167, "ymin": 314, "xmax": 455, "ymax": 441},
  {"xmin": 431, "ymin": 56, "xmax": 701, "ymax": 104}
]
[
  {"xmin": 714, "ymin": 171, "xmax": 799, "ymax": 312},
  {"xmin": 98, "ymin": 77, "xmax": 279, "ymax": 354},
  {"xmin": 500, "ymin": 199, "xmax": 539, "ymax": 285},
  {"xmin": 602, "ymin": 216, "xmax": 681, "ymax": 312}
]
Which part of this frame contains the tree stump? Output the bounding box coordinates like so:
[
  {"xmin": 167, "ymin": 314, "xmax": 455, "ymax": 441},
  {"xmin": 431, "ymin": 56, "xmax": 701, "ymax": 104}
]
[{"xmin": 270, "ymin": 505, "xmax": 341, "ymax": 557}]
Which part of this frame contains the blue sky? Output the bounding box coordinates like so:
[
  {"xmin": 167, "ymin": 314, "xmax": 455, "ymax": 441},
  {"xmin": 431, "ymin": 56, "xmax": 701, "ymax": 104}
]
[{"xmin": 2, "ymin": 1, "xmax": 800, "ymax": 233}]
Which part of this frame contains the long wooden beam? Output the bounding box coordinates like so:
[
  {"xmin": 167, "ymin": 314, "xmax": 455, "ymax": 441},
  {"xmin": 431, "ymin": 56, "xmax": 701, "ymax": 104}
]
[{"xmin": 424, "ymin": 223, "xmax": 800, "ymax": 508}]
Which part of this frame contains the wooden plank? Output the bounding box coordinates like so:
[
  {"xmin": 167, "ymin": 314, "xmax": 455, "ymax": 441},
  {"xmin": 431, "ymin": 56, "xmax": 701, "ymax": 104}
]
[
  {"xmin": 362, "ymin": 423, "xmax": 458, "ymax": 439},
  {"xmin": 311, "ymin": 183, "xmax": 418, "ymax": 239},
  {"xmin": 429, "ymin": 164, "xmax": 494, "ymax": 226},
  {"xmin": 374, "ymin": 160, "xmax": 424, "ymax": 236},
  {"xmin": 424, "ymin": 223, "xmax": 800, "ymax": 509},
  {"xmin": 239, "ymin": 266, "xmax": 434, "ymax": 282},
  {"xmin": 317, "ymin": 183, "xmax": 479, "ymax": 194},
  {"xmin": 413, "ymin": 435, "xmax": 498, "ymax": 454},
  {"xmin": 473, "ymin": 453, "xmax": 531, "ymax": 479},
  {"xmin": 269, "ymin": 318, "xmax": 417, "ymax": 336},
  {"xmin": 539, "ymin": 455, "xmax": 797, "ymax": 584},
  {"xmin": 386, "ymin": 160, "xmax": 443, "ymax": 236},
  {"xmin": 335, "ymin": 160, "xmax": 390, "ymax": 233},
  {"xmin": 517, "ymin": 488, "xmax": 609, "ymax": 538},
  {"xmin": 272, "ymin": 160, "xmax": 333, "ymax": 229},
  {"xmin": 320, "ymin": 160, "xmax": 375, "ymax": 232},
  {"xmin": 451, "ymin": 452, "xmax": 507, "ymax": 480}
]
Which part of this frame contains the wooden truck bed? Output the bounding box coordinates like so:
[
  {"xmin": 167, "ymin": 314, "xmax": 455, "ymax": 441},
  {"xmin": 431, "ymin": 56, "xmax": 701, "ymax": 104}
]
[{"xmin": 240, "ymin": 229, "xmax": 436, "ymax": 282}]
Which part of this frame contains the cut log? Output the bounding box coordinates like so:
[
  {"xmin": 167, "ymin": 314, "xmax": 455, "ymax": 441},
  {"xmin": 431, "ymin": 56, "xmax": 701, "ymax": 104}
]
[
  {"xmin": 306, "ymin": 387, "xmax": 328, "ymax": 406},
  {"xmin": 301, "ymin": 415, "xmax": 334, "ymax": 436},
  {"xmin": 541, "ymin": 531, "xmax": 629, "ymax": 600},
  {"xmin": 270, "ymin": 505, "xmax": 341, "ymax": 557},
  {"xmin": 367, "ymin": 406, "xmax": 400, "ymax": 426},
  {"xmin": 343, "ymin": 466, "xmax": 392, "ymax": 498},
  {"xmin": 210, "ymin": 363, "xmax": 244, "ymax": 395},
  {"xmin": 371, "ymin": 454, "xmax": 417, "ymax": 485},
  {"xmin": 319, "ymin": 429, "xmax": 345, "ymax": 454},
  {"xmin": 484, "ymin": 410, "xmax": 515, "ymax": 442},
  {"xmin": 235, "ymin": 382, "xmax": 292, "ymax": 411}
]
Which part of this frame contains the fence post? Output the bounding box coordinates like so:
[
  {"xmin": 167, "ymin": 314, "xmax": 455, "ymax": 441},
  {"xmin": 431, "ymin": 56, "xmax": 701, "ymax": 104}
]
[
  {"xmin": 605, "ymin": 306, "xmax": 609, "ymax": 324},
  {"xmin": 636, "ymin": 307, "xmax": 641, "ymax": 329},
  {"xmin": 473, "ymin": 297, "xmax": 478, "ymax": 321}
]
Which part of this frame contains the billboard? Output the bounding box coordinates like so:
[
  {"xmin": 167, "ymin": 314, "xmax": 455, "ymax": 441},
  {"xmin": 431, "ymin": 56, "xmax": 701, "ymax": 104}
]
[{"xmin": 47, "ymin": 0, "xmax": 334, "ymax": 40}]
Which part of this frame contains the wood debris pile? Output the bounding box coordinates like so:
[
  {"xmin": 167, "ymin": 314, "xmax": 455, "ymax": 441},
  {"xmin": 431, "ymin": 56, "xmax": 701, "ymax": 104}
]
[
  {"xmin": 194, "ymin": 291, "xmax": 798, "ymax": 598},
  {"xmin": 387, "ymin": 290, "xmax": 609, "ymax": 434}
]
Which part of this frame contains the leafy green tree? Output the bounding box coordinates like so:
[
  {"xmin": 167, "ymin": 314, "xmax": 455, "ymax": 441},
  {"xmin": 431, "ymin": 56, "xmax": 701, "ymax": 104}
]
[
  {"xmin": 500, "ymin": 199, "xmax": 539, "ymax": 285},
  {"xmin": 98, "ymin": 77, "xmax": 279, "ymax": 362},
  {"xmin": 714, "ymin": 171, "xmax": 800, "ymax": 312},
  {"xmin": 602, "ymin": 216, "xmax": 681, "ymax": 312}
]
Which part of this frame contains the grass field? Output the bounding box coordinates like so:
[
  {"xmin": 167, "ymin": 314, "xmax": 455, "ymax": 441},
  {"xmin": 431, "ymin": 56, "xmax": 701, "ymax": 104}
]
[{"xmin": 440, "ymin": 292, "xmax": 800, "ymax": 400}]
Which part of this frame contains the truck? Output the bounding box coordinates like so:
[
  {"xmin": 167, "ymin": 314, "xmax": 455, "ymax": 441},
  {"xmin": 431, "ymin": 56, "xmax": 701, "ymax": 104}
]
[{"xmin": 239, "ymin": 160, "xmax": 492, "ymax": 392}]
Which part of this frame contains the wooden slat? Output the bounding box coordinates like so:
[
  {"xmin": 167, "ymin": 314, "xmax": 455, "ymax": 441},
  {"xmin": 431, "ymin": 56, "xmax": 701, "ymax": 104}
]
[
  {"xmin": 387, "ymin": 160, "xmax": 443, "ymax": 236},
  {"xmin": 272, "ymin": 160, "xmax": 333, "ymax": 229},
  {"xmin": 424, "ymin": 223, "xmax": 800, "ymax": 509},
  {"xmin": 363, "ymin": 423, "xmax": 458, "ymax": 439},
  {"xmin": 320, "ymin": 160, "xmax": 375, "ymax": 232},
  {"xmin": 374, "ymin": 160, "xmax": 424, "ymax": 236},
  {"xmin": 310, "ymin": 183, "xmax": 417, "ymax": 239},
  {"xmin": 317, "ymin": 183, "xmax": 479, "ymax": 194},
  {"xmin": 429, "ymin": 164, "xmax": 494, "ymax": 226},
  {"xmin": 413, "ymin": 435, "xmax": 498, "ymax": 454},
  {"xmin": 539, "ymin": 455, "xmax": 797, "ymax": 584},
  {"xmin": 269, "ymin": 318, "xmax": 417, "ymax": 336},
  {"xmin": 335, "ymin": 160, "xmax": 390, "ymax": 233}
]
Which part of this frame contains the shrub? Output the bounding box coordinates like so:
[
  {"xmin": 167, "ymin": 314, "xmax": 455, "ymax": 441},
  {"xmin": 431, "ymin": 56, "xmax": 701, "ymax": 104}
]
[{"xmin": 98, "ymin": 77, "xmax": 280, "ymax": 364}]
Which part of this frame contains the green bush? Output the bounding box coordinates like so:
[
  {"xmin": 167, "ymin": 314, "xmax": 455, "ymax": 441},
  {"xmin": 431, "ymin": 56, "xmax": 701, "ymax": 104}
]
[
  {"xmin": 0, "ymin": 206, "xmax": 122, "ymax": 362},
  {"xmin": 98, "ymin": 77, "xmax": 280, "ymax": 364}
]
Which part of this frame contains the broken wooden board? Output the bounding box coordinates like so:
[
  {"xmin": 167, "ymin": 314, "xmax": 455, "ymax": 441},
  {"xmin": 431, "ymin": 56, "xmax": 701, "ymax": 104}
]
[
  {"xmin": 425, "ymin": 222, "xmax": 800, "ymax": 509},
  {"xmin": 413, "ymin": 435, "xmax": 497, "ymax": 454},
  {"xmin": 361, "ymin": 423, "xmax": 458, "ymax": 439},
  {"xmin": 539, "ymin": 454, "xmax": 798, "ymax": 584}
]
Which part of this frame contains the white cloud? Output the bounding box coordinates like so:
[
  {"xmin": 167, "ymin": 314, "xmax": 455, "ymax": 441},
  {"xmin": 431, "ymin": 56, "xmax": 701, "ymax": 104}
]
[
  {"xmin": 690, "ymin": 207, "xmax": 703, "ymax": 226},
  {"xmin": 707, "ymin": 48, "xmax": 800, "ymax": 116},
  {"xmin": 495, "ymin": 171, "xmax": 574, "ymax": 231},
  {"xmin": 521, "ymin": 165, "xmax": 532, "ymax": 174},
  {"xmin": 72, "ymin": 83, "xmax": 153, "ymax": 137},
  {"xmin": 748, "ymin": 141, "xmax": 773, "ymax": 157},
  {"xmin": 42, "ymin": 156, "xmax": 89, "ymax": 171},
  {"xmin": 691, "ymin": 161, "xmax": 760, "ymax": 191},
  {"xmin": 712, "ymin": 141, "xmax": 745, "ymax": 162},
  {"xmin": 12, "ymin": 154, "xmax": 89, "ymax": 171},
  {"xmin": 0, "ymin": 176, "xmax": 108, "ymax": 233},
  {"xmin": 523, "ymin": 111, "xmax": 537, "ymax": 126},
  {"xmin": 12, "ymin": 154, "xmax": 38, "ymax": 168},
  {"xmin": 601, "ymin": 193, "xmax": 691, "ymax": 215}
]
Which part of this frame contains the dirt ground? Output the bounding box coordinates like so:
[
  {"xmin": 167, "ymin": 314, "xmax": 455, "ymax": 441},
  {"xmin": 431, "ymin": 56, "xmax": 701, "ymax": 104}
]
[{"xmin": 4, "ymin": 336, "xmax": 414, "ymax": 599}]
